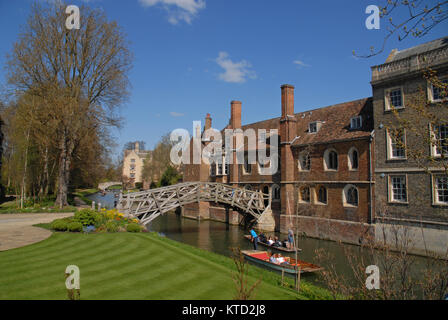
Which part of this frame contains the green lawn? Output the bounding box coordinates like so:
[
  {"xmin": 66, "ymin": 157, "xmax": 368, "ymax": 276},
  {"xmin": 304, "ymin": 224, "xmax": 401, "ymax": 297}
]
[{"xmin": 0, "ymin": 231, "xmax": 329, "ymax": 300}]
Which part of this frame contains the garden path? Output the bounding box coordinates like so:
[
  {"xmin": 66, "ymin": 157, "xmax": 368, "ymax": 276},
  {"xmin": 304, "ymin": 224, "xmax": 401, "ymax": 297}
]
[{"xmin": 0, "ymin": 213, "xmax": 73, "ymax": 251}]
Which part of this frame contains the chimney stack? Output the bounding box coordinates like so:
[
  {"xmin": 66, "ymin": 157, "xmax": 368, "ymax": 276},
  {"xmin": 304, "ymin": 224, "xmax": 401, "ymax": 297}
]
[
  {"xmin": 281, "ymin": 84, "xmax": 295, "ymax": 118},
  {"xmin": 230, "ymin": 101, "xmax": 242, "ymax": 129},
  {"xmin": 135, "ymin": 141, "xmax": 140, "ymax": 152},
  {"xmin": 205, "ymin": 113, "xmax": 212, "ymax": 131}
]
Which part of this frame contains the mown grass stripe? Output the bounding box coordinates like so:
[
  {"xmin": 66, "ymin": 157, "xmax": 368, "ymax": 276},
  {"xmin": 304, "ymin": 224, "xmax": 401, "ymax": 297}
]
[{"xmin": 0, "ymin": 230, "xmax": 330, "ymax": 300}]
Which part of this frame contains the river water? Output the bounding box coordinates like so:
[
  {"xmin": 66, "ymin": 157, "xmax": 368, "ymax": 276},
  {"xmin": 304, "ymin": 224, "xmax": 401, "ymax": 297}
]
[{"xmin": 88, "ymin": 191, "xmax": 442, "ymax": 289}]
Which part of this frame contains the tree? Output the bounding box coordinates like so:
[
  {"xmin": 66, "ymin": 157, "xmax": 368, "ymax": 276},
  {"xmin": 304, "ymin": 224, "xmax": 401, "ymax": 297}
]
[
  {"xmin": 356, "ymin": 1, "xmax": 448, "ymax": 57},
  {"xmin": 6, "ymin": 2, "xmax": 132, "ymax": 207},
  {"xmin": 159, "ymin": 166, "xmax": 182, "ymax": 187},
  {"xmin": 142, "ymin": 134, "xmax": 175, "ymax": 186}
]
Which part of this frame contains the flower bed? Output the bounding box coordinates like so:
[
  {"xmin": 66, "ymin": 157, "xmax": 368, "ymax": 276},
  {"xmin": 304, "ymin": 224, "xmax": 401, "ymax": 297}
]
[{"xmin": 49, "ymin": 208, "xmax": 144, "ymax": 233}]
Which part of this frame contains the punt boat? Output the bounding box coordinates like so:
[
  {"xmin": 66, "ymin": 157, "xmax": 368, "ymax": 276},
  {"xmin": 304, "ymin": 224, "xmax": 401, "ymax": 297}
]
[
  {"xmin": 244, "ymin": 235, "xmax": 302, "ymax": 253},
  {"xmin": 241, "ymin": 250, "xmax": 323, "ymax": 274}
]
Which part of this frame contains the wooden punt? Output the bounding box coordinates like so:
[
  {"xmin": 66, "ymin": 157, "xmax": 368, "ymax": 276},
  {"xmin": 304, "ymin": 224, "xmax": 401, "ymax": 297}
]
[
  {"xmin": 244, "ymin": 235, "xmax": 302, "ymax": 253},
  {"xmin": 241, "ymin": 250, "xmax": 323, "ymax": 274}
]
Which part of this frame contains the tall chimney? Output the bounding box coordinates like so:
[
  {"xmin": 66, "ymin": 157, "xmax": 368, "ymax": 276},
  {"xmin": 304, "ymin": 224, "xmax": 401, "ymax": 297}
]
[
  {"xmin": 281, "ymin": 84, "xmax": 295, "ymax": 118},
  {"xmin": 230, "ymin": 101, "xmax": 242, "ymax": 129},
  {"xmin": 135, "ymin": 141, "xmax": 140, "ymax": 152},
  {"xmin": 280, "ymin": 84, "xmax": 297, "ymax": 221},
  {"xmin": 230, "ymin": 100, "xmax": 242, "ymax": 186},
  {"xmin": 205, "ymin": 113, "xmax": 212, "ymax": 131}
]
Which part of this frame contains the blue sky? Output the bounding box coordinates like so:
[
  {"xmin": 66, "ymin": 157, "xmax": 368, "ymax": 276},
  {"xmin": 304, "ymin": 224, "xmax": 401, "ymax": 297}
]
[{"xmin": 0, "ymin": 0, "xmax": 447, "ymax": 158}]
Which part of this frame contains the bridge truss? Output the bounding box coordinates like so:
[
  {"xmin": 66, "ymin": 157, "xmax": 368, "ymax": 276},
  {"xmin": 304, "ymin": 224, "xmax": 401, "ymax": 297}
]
[{"xmin": 117, "ymin": 182, "xmax": 271, "ymax": 226}]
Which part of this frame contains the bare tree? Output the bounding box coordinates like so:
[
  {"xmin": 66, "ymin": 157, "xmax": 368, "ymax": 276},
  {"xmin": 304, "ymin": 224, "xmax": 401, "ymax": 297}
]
[
  {"xmin": 6, "ymin": 1, "xmax": 132, "ymax": 207},
  {"xmin": 356, "ymin": 1, "xmax": 448, "ymax": 58}
]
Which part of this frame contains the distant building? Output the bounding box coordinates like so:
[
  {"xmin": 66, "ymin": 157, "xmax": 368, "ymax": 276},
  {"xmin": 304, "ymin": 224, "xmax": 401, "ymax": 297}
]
[{"xmin": 122, "ymin": 142, "xmax": 150, "ymax": 188}]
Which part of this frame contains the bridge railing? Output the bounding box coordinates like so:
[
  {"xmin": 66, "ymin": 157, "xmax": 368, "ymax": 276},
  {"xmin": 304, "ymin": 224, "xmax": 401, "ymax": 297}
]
[{"xmin": 117, "ymin": 182, "xmax": 271, "ymax": 225}]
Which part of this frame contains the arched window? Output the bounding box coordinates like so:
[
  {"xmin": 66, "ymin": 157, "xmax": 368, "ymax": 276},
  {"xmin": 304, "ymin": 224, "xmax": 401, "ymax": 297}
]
[
  {"xmin": 348, "ymin": 147, "xmax": 359, "ymax": 170},
  {"xmin": 343, "ymin": 184, "xmax": 358, "ymax": 207},
  {"xmin": 298, "ymin": 151, "xmax": 311, "ymax": 171},
  {"xmin": 317, "ymin": 186, "xmax": 327, "ymax": 204},
  {"xmin": 299, "ymin": 186, "xmax": 311, "ymax": 203},
  {"xmin": 243, "ymin": 153, "xmax": 251, "ymax": 174},
  {"xmin": 324, "ymin": 149, "xmax": 338, "ymax": 171},
  {"xmin": 272, "ymin": 184, "xmax": 280, "ymax": 201}
]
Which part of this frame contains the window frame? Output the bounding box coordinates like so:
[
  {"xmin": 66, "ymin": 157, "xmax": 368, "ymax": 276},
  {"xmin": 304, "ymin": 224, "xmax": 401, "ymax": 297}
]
[
  {"xmin": 428, "ymin": 78, "xmax": 448, "ymax": 103},
  {"xmin": 298, "ymin": 151, "xmax": 311, "ymax": 172},
  {"xmin": 324, "ymin": 148, "xmax": 338, "ymax": 171},
  {"xmin": 315, "ymin": 185, "xmax": 328, "ymax": 205},
  {"xmin": 242, "ymin": 153, "xmax": 252, "ymax": 175},
  {"xmin": 432, "ymin": 174, "xmax": 448, "ymax": 206},
  {"xmin": 430, "ymin": 124, "xmax": 448, "ymax": 158},
  {"xmin": 342, "ymin": 184, "xmax": 358, "ymax": 207},
  {"xmin": 384, "ymin": 87, "xmax": 405, "ymax": 111},
  {"xmin": 272, "ymin": 184, "xmax": 281, "ymax": 202},
  {"xmin": 350, "ymin": 116, "xmax": 363, "ymax": 130},
  {"xmin": 348, "ymin": 147, "xmax": 359, "ymax": 171},
  {"xmin": 308, "ymin": 122, "xmax": 318, "ymax": 134},
  {"xmin": 298, "ymin": 185, "xmax": 311, "ymax": 204},
  {"xmin": 386, "ymin": 128, "xmax": 407, "ymax": 160},
  {"xmin": 388, "ymin": 174, "xmax": 408, "ymax": 204}
]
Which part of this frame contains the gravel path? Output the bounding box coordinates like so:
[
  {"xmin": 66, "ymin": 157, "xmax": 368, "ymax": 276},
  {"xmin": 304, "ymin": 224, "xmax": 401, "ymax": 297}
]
[{"xmin": 0, "ymin": 213, "xmax": 74, "ymax": 251}]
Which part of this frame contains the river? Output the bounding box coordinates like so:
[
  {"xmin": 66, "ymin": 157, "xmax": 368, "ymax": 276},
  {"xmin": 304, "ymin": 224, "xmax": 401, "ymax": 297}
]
[{"xmin": 88, "ymin": 190, "xmax": 442, "ymax": 291}]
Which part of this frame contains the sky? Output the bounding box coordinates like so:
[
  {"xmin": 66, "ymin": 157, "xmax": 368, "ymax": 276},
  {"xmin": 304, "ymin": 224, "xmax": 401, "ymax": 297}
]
[{"xmin": 0, "ymin": 0, "xmax": 447, "ymax": 159}]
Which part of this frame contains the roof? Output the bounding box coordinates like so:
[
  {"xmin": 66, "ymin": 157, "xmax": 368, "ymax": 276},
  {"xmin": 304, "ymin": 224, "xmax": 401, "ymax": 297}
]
[
  {"xmin": 291, "ymin": 97, "xmax": 373, "ymax": 147},
  {"xmin": 386, "ymin": 36, "xmax": 448, "ymax": 62},
  {"xmin": 221, "ymin": 97, "xmax": 373, "ymax": 148}
]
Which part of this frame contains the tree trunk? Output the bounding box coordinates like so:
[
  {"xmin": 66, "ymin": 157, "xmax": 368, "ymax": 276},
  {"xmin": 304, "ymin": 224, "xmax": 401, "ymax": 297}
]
[
  {"xmin": 20, "ymin": 129, "xmax": 31, "ymax": 209},
  {"xmin": 55, "ymin": 134, "xmax": 74, "ymax": 208}
]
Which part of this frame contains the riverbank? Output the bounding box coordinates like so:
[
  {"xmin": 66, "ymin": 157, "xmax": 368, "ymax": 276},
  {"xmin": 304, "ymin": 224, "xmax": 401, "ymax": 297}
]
[{"xmin": 0, "ymin": 229, "xmax": 331, "ymax": 300}]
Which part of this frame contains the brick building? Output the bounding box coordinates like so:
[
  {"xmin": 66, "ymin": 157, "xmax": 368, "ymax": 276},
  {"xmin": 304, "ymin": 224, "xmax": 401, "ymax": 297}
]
[
  {"xmin": 181, "ymin": 37, "xmax": 448, "ymax": 255},
  {"xmin": 182, "ymin": 85, "xmax": 375, "ymax": 245},
  {"xmin": 371, "ymin": 37, "xmax": 448, "ymax": 255}
]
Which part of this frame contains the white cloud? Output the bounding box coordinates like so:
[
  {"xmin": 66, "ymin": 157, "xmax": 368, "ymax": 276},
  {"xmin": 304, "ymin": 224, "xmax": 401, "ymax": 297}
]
[
  {"xmin": 215, "ymin": 52, "xmax": 256, "ymax": 84},
  {"xmin": 139, "ymin": 0, "xmax": 206, "ymax": 24},
  {"xmin": 293, "ymin": 59, "xmax": 311, "ymax": 68},
  {"xmin": 170, "ymin": 111, "xmax": 185, "ymax": 117}
]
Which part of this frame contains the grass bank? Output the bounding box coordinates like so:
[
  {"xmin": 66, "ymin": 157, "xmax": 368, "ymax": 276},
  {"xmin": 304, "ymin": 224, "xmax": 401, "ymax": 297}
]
[
  {"xmin": 0, "ymin": 230, "xmax": 330, "ymax": 300},
  {"xmin": 0, "ymin": 198, "xmax": 76, "ymax": 214},
  {"xmin": 71, "ymin": 188, "xmax": 99, "ymax": 205}
]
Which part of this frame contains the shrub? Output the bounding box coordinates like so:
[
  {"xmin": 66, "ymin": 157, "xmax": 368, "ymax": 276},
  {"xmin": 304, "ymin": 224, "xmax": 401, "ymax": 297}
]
[
  {"xmin": 74, "ymin": 209, "xmax": 98, "ymax": 226},
  {"xmin": 67, "ymin": 222, "xmax": 83, "ymax": 232},
  {"xmin": 105, "ymin": 221, "xmax": 119, "ymax": 233},
  {"xmin": 50, "ymin": 219, "xmax": 68, "ymax": 231},
  {"xmin": 126, "ymin": 223, "xmax": 143, "ymax": 233}
]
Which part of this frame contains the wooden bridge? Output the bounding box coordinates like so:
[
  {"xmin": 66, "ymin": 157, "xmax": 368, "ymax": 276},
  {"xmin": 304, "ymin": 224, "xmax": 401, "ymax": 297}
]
[{"xmin": 116, "ymin": 182, "xmax": 272, "ymax": 226}]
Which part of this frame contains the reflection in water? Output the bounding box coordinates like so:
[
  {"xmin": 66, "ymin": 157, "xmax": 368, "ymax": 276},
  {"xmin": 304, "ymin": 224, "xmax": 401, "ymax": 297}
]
[{"xmin": 147, "ymin": 213, "xmax": 439, "ymax": 288}]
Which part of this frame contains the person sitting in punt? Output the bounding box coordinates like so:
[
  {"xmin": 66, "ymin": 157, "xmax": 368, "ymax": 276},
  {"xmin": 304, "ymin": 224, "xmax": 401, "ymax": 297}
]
[
  {"xmin": 258, "ymin": 233, "xmax": 267, "ymax": 243},
  {"xmin": 272, "ymin": 236, "xmax": 282, "ymax": 247},
  {"xmin": 269, "ymin": 253, "xmax": 279, "ymax": 264},
  {"xmin": 267, "ymin": 236, "xmax": 274, "ymax": 246},
  {"xmin": 277, "ymin": 254, "xmax": 290, "ymax": 265}
]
